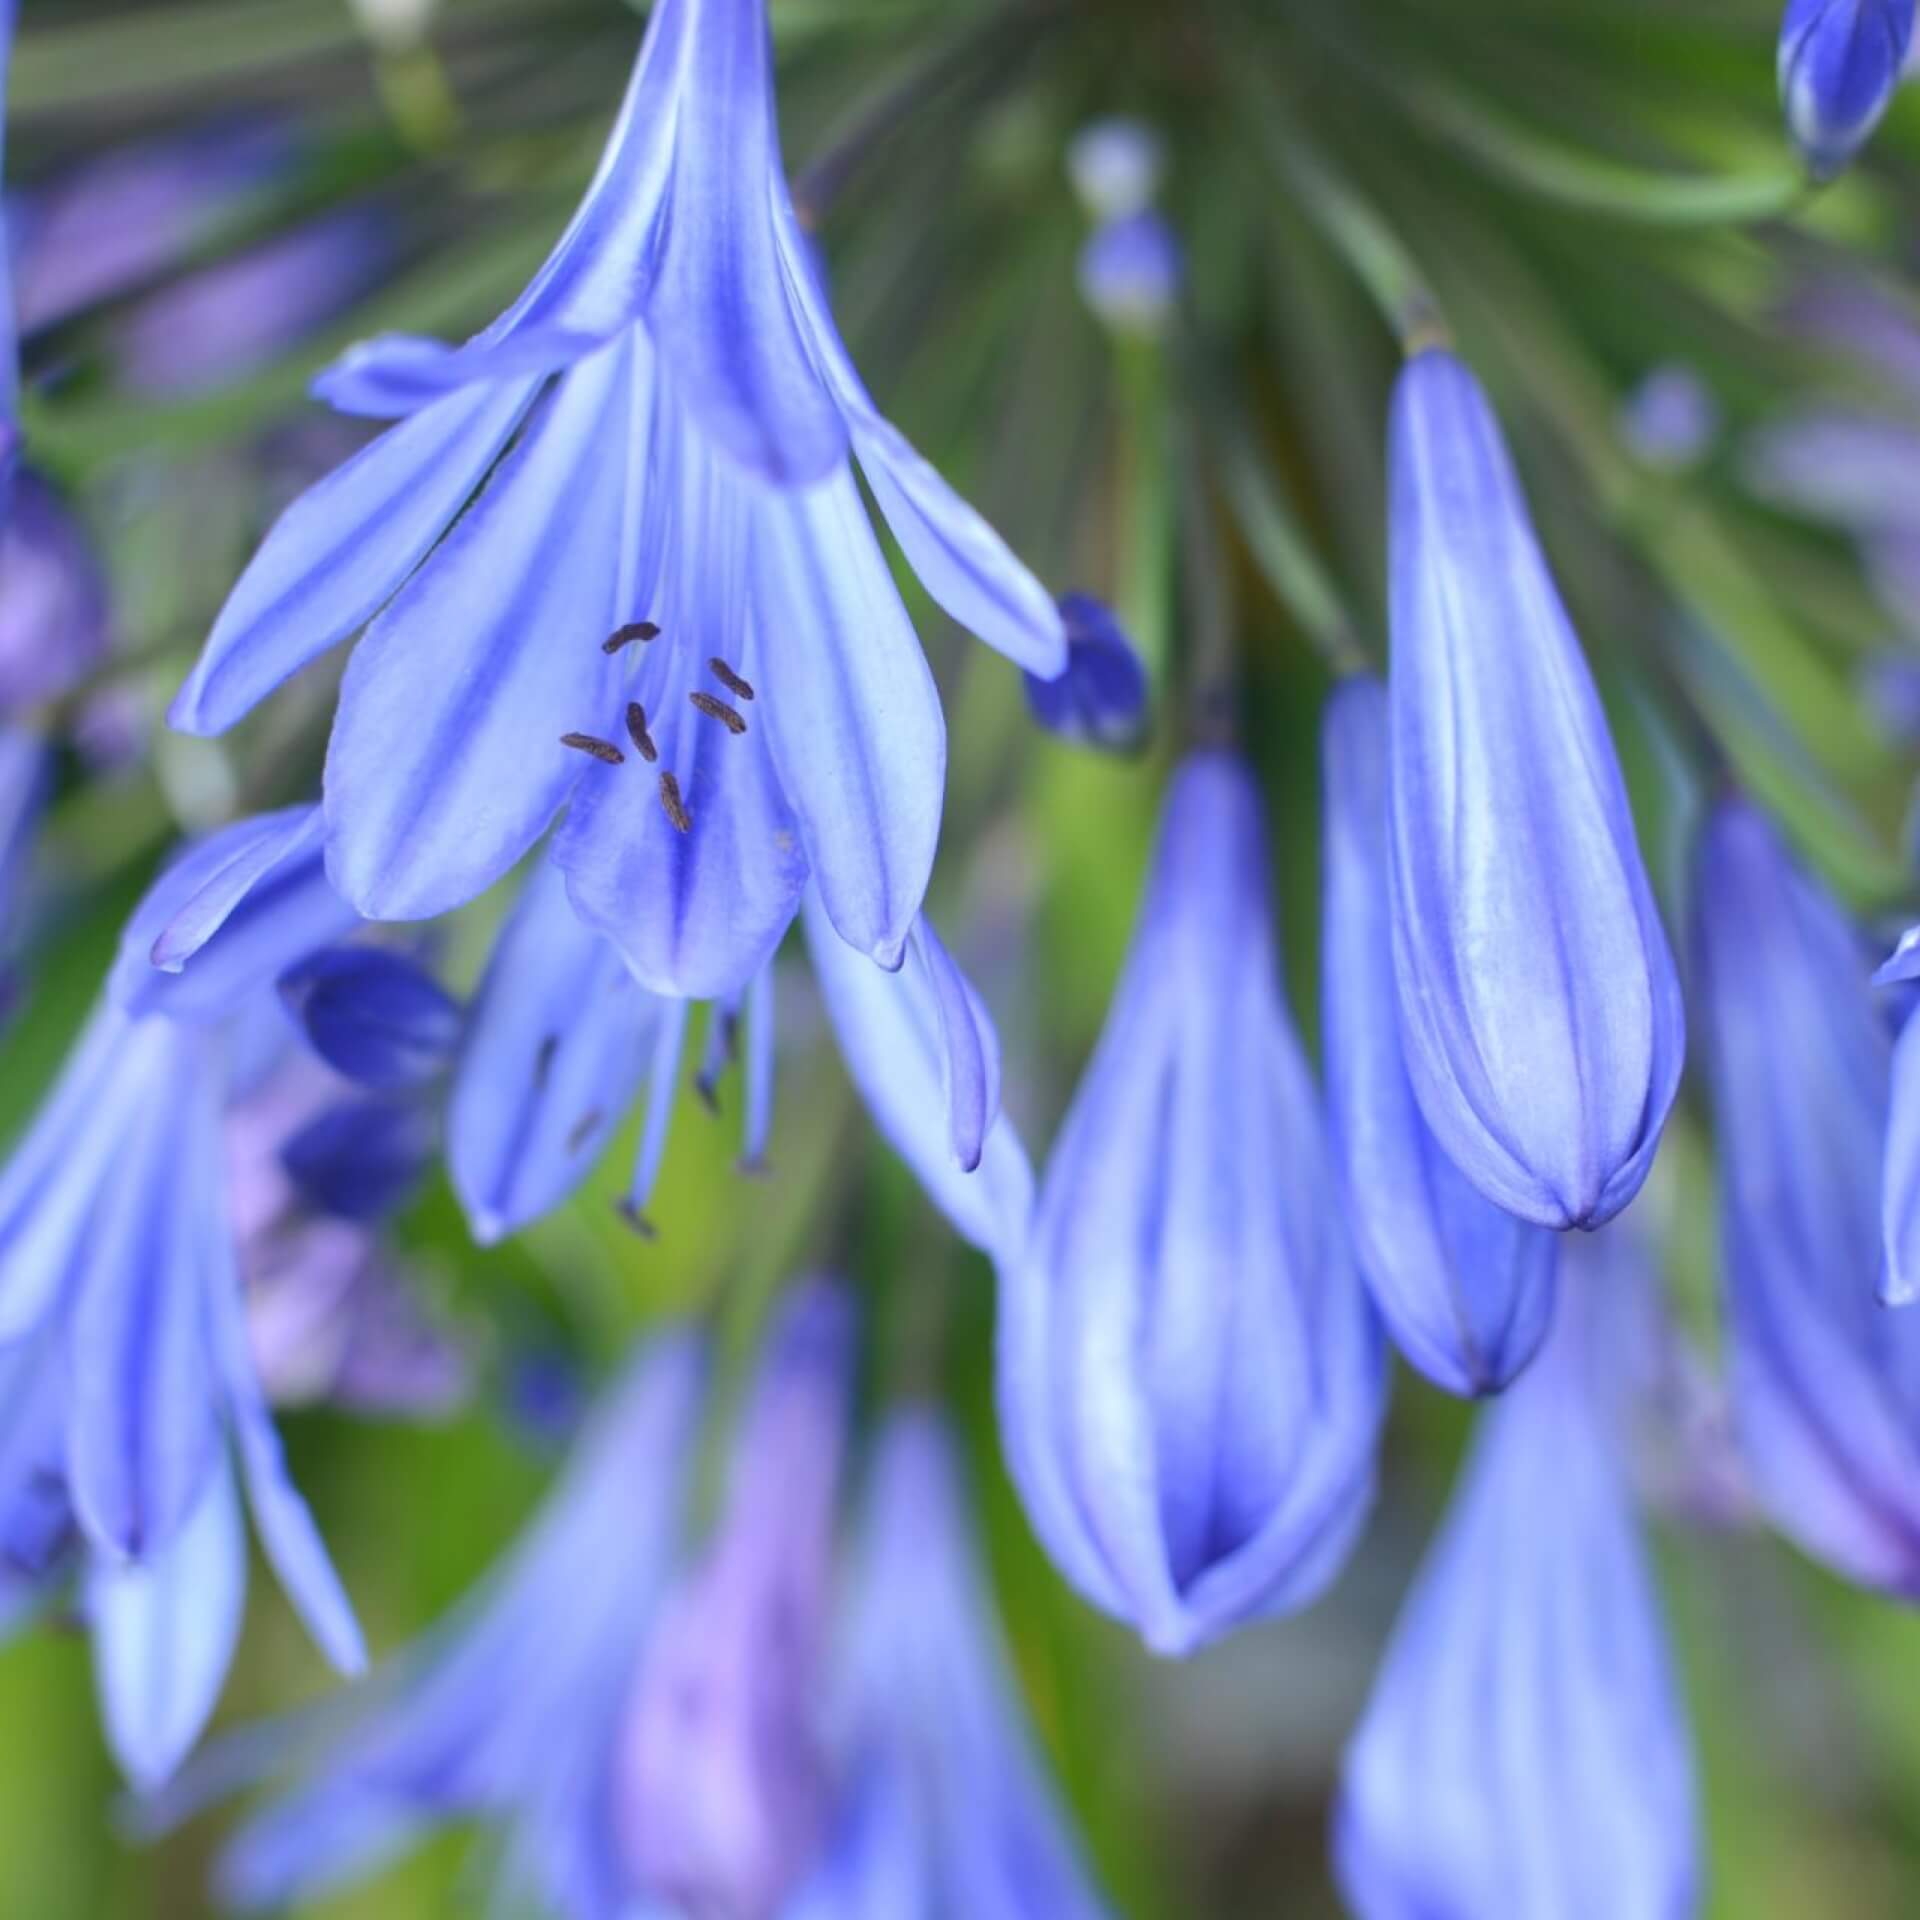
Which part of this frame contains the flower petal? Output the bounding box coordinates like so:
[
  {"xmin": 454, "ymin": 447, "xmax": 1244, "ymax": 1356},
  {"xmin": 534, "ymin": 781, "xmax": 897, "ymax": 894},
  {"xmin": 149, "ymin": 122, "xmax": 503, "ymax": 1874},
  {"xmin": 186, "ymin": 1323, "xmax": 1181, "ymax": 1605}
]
[
  {"xmin": 322, "ymin": 336, "xmax": 647, "ymax": 919},
  {"xmin": 169, "ymin": 377, "xmax": 540, "ymax": 736},
  {"xmin": 91, "ymin": 1452, "xmax": 248, "ymax": 1791},
  {"xmin": 752, "ymin": 471, "xmax": 946, "ymax": 970},
  {"xmin": 313, "ymin": 328, "xmax": 601, "ymax": 420},
  {"xmin": 804, "ymin": 892, "xmax": 1033, "ymax": 1264},
  {"xmin": 448, "ymin": 858, "xmax": 662, "ymax": 1244}
]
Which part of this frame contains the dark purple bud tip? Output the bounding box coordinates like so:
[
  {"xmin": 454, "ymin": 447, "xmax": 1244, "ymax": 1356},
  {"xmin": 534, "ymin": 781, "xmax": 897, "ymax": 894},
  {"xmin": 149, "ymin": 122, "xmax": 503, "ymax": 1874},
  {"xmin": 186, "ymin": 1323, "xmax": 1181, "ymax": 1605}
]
[
  {"xmin": 1024, "ymin": 594, "xmax": 1150, "ymax": 753},
  {"xmin": 282, "ymin": 1099, "xmax": 436, "ymax": 1223},
  {"xmin": 278, "ymin": 947, "xmax": 463, "ymax": 1092}
]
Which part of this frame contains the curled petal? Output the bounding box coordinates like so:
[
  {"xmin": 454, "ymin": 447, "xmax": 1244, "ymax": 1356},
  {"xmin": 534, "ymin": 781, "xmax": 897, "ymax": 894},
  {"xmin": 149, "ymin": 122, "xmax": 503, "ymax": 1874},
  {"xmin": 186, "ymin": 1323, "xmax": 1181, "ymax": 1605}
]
[
  {"xmin": 1321, "ymin": 674, "xmax": 1557, "ymax": 1396},
  {"xmin": 1002, "ymin": 752, "xmax": 1384, "ymax": 1656},
  {"xmin": 1387, "ymin": 350, "xmax": 1684, "ymax": 1229},
  {"xmin": 804, "ymin": 893, "xmax": 1033, "ymax": 1264}
]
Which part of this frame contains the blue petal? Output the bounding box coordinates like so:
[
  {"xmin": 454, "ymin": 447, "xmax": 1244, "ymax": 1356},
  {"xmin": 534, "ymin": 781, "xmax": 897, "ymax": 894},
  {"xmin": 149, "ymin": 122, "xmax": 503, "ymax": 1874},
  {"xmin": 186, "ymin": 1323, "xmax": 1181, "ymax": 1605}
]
[
  {"xmin": 752, "ymin": 469, "xmax": 946, "ymax": 970},
  {"xmin": 1388, "ymin": 350, "xmax": 1684, "ymax": 1229},
  {"xmin": 1695, "ymin": 799, "xmax": 1920, "ymax": 1594},
  {"xmin": 279, "ymin": 947, "xmax": 461, "ymax": 1091},
  {"xmin": 313, "ymin": 327, "xmax": 601, "ymax": 419},
  {"xmin": 111, "ymin": 806, "xmax": 358, "ymax": 1024},
  {"xmin": 621, "ymin": 1000, "xmax": 690, "ymax": 1229},
  {"xmin": 804, "ymin": 892, "xmax": 1033, "ymax": 1264},
  {"xmin": 1002, "ymin": 752, "xmax": 1384, "ymax": 1656},
  {"xmin": 322, "ymin": 336, "xmax": 646, "ymax": 919},
  {"xmin": 1780, "ymin": 0, "xmax": 1916, "ymax": 178},
  {"xmin": 91, "ymin": 1453, "xmax": 247, "ymax": 1790},
  {"xmin": 64, "ymin": 1019, "xmax": 228, "ymax": 1559},
  {"xmin": 448, "ymin": 858, "xmax": 662, "ymax": 1244},
  {"xmin": 1336, "ymin": 1246, "xmax": 1697, "ymax": 1920},
  {"xmin": 553, "ymin": 467, "xmax": 810, "ymax": 998},
  {"xmin": 1321, "ymin": 675, "xmax": 1558, "ymax": 1396},
  {"xmin": 203, "ymin": 1184, "xmax": 365, "ymax": 1674},
  {"xmin": 169, "ymin": 377, "xmax": 541, "ymax": 736},
  {"xmin": 1875, "ymin": 921, "xmax": 1920, "ymax": 985},
  {"xmin": 1887, "ymin": 1013, "xmax": 1920, "ymax": 1308}
]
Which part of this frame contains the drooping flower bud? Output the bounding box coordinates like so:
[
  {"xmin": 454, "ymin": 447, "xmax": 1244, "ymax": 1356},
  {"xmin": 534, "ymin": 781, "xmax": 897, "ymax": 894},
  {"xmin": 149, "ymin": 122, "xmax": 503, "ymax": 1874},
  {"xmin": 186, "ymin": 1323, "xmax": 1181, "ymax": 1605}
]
[
  {"xmin": 1779, "ymin": 0, "xmax": 1917, "ymax": 180},
  {"xmin": 1320, "ymin": 675, "xmax": 1558, "ymax": 1396},
  {"xmin": 1077, "ymin": 212, "xmax": 1182, "ymax": 335},
  {"xmin": 1387, "ymin": 349, "xmax": 1684, "ymax": 1229},
  {"xmin": 1000, "ymin": 751, "xmax": 1384, "ymax": 1657},
  {"xmin": 1023, "ymin": 594, "xmax": 1150, "ymax": 754},
  {"xmin": 1335, "ymin": 1235, "xmax": 1698, "ymax": 1920},
  {"xmin": 1693, "ymin": 798, "xmax": 1920, "ymax": 1594}
]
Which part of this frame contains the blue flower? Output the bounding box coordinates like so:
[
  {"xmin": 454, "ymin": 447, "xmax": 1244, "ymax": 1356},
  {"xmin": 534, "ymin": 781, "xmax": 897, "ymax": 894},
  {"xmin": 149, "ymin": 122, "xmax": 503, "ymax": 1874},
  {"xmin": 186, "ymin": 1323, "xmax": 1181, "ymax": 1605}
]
[
  {"xmin": 170, "ymin": 0, "xmax": 1063, "ymax": 984},
  {"xmin": 449, "ymin": 854, "xmax": 1033, "ymax": 1266},
  {"xmin": 999, "ymin": 751, "xmax": 1384, "ymax": 1657},
  {"xmin": 1387, "ymin": 349, "xmax": 1685, "ymax": 1230},
  {"xmin": 1023, "ymin": 594, "xmax": 1150, "ymax": 753},
  {"xmin": 1334, "ymin": 1231, "xmax": 1699, "ymax": 1920},
  {"xmin": 1077, "ymin": 211, "xmax": 1182, "ymax": 335},
  {"xmin": 1779, "ymin": 0, "xmax": 1917, "ymax": 179},
  {"xmin": 618, "ymin": 1282, "xmax": 854, "ymax": 1920},
  {"xmin": 160, "ymin": 1330, "xmax": 708, "ymax": 1918},
  {"xmin": 0, "ymin": 806, "xmax": 369, "ymax": 1784},
  {"xmin": 787, "ymin": 1411, "xmax": 1111, "ymax": 1920},
  {"xmin": 1693, "ymin": 798, "xmax": 1920, "ymax": 1594},
  {"xmin": 1320, "ymin": 675, "xmax": 1558, "ymax": 1396},
  {"xmin": 1066, "ymin": 118, "xmax": 1166, "ymax": 221}
]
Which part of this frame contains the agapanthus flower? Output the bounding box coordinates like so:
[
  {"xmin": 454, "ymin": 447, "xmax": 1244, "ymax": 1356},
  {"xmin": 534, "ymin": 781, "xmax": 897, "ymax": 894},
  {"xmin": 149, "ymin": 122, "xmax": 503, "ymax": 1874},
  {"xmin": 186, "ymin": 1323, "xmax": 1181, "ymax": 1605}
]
[
  {"xmin": 171, "ymin": 0, "xmax": 1064, "ymax": 994},
  {"xmin": 1320, "ymin": 674, "xmax": 1557, "ymax": 1397},
  {"xmin": 164, "ymin": 1329, "xmax": 707, "ymax": 1917},
  {"xmin": 1693, "ymin": 798, "xmax": 1920, "ymax": 1594},
  {"xmin": 1065, "ymin": 117, "xmax": 1165, "ymax": 221},
  {"xmin": 1387, "ymin": 348, "xmax": 1684, "ymax": 1230},
  {"xmin": 618, "ymin": 1281, "xmax": 853, "ymax": 1919},
  {"xmin": 1779, "ymin": 0, "xmax": 1917, "ymax": 179},
  {"xmin": 449, "ymin": 853, "xmax": 1033, "ymax": 1267},
  {"xmin": 1000, "ymin": 750, "xmax": 1384, "ymax": 1657},
  {"xmin": 1023, "ymin": 594, "xmax": 1149, "ymax": 753},
  {"xmin": 788, "ymin": 1410, "xmax": 1111, "ymax": 1920},
  {"xmin": 0, "ymin": 807, "xmax": 369, "ymax": 1783},
  {"xmin": 1335, "ymin": 1232, "xmax": 1699, "ymax": 1920}
]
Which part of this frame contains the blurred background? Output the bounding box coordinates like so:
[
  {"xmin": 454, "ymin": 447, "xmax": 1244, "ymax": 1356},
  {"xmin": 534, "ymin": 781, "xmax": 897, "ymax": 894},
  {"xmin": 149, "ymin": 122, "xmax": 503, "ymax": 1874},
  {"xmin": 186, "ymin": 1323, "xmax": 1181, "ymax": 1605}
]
[{"xmin": 4, "ymin": 0, "xmax": 1920, "ymax": 1913}]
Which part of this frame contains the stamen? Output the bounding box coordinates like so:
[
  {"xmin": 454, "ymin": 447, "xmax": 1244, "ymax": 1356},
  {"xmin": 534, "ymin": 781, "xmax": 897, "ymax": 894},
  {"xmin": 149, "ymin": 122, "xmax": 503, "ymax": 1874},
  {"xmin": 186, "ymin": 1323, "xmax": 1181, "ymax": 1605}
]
[
  {"xmin": 626, "ymin": 701, "xmax": 659, "ymax": 763},
  {"xmin": 604, "ymin": 621, "xmax": 661, "ymax": 654},
  {"xmin": 658, "ymin": 771, "xmax": 692, "ymax": 833},
  {"xmin": 561, "ymin": 732, "xmax": 624, "ymax": 765},
  {"xmin": 613, "ymin": 1197, "xmax": 660, "ymax": 1241},
  {"xmin": 566, "ymin": 1108, "xmax": 604, "ymax": 1153},
  {"xmin": 689, "ymin": 691, "xmax": 748, "ymax": 736},
  {"xmin": 709, "ymin": 658, "xmax": 756, "ymax": 702}
]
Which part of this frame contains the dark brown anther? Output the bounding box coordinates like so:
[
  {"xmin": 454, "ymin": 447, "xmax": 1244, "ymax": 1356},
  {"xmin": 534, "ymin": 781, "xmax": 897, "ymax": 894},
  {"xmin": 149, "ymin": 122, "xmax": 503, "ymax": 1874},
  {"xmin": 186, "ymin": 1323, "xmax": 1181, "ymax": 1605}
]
[
  {"xmin": 561, "ymin": 732, "xmax": 624, "ymax": 765},
  {"xmin": 614, "ymin": 1197, "xmax": 660, "ymax": 1241},
  {"xmin": 626, "ymin": 701, "xmax": 659, "ymax": 763},
  {"xmin": 534, "ymin": 1033, "xmax": 559, "ymax": 1090},
  {"xmin": 604, "ymin": 621, "xmax": 661, "ymax": 654},
  {"xmin": 709, "ymin": 658, "xmax": 755, "ymax": 702},
  {"xmin": 658, "ymin": 771, "xmax": 692, "ymax": 833},
  {"xmin": 565, "ymin": 1108, "xmax": 604, "ymax": 1153},
  {"xmin": 688, "ymin": 691, "xmax": 747, "ymax": 736}
]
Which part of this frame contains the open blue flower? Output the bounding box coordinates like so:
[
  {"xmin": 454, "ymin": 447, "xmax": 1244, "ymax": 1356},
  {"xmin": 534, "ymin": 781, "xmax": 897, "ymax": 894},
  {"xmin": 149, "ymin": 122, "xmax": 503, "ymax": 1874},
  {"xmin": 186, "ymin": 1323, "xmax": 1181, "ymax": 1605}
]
[
  {"xmin": 169, "ymin": 0, "xmax": 1063, "ymax": 990},
  {"xmin": 448, "ymin": 853, "xmax": 1033, "ymax": 1266},
  {"xmin": 0, "ymin": 807, "xmax": 368, "ymax": 1784},
  {"xmin": 1321, "ymin": 675, "xmax": 1558, "ymax": 1396},
  {"xmin": 787, "ymin": 1410, "xmax": 1112, "ymax": 1920},
  {"xmin": 1694, "ymin": 798, "xmax": 1920, "ymax": 1595},
  {"xmin": 1779, "ymin": 0, "xmax": 1917, "ymax": 179},
  {"xmin": 999, "ymin": 751, "xmax": 1384, "ymax": 1657},
  {"xmin": 1387, "ymin": 349, "xmax": 1684, "ymax": 1230},
  {"xmin": 1335, "ymin": 1231, "xmax": 1698, "ymax": 1920}
]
